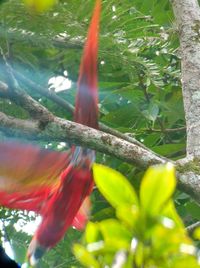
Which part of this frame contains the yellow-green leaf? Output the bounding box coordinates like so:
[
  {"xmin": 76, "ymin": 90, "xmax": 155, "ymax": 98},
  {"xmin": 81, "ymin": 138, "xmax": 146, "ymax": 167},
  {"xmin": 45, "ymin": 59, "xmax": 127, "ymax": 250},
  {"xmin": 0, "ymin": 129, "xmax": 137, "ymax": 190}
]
[
  {"xmin": 140, "ymin": 163, "xmax": 176, "ymax": 216},
  {"xmin": 85, "ymin": 222, "xmax": 100, "ymax": 244},
  {"xmin": 24, "ymin": 0, "xmax": 57, "ymax": 13},
  {"xmin": 193, "ymin": 227, "xmax": 200, "ymax": 240},
  {"xmin": 73, "ymin": 244, "xmax": 100, "ymax": 268},
  {"xmin": 116, "ymin": 205, "xmax": 139, "ymax": 228},
  {"xmin": 99, "ymin": 219, "xmax": 132, "ymax": 250},
  {"xmin": 93, "ymin": 164, "xmax": 138, "ymax": 208},
  {"xmin": 162, "ymin": 200, "xmax": 184, "ymax": 229}
]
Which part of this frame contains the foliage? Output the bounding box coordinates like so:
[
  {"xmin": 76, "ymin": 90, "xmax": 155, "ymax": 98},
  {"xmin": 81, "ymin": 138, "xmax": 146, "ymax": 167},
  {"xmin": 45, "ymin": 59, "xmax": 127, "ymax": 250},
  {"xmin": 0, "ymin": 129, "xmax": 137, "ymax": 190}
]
[
  {"xmin": 74, "ymin": 164, "xmax": 200, "ymax": 268},
  {"xmin": 0, "ymin": 0, "xmax": 199, "ymax": 267}
]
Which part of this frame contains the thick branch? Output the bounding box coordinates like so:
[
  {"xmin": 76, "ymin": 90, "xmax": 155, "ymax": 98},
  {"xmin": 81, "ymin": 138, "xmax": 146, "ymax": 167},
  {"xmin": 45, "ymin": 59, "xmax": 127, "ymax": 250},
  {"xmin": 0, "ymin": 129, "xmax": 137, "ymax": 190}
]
[
  {"xmin": 0, "ymin": 89, "xmax": 54, "ymax": 124},
  {"xmin": 177, "ymin": 171, "xmax": 200, "ymax": 204},
  {"xmin": 171, "ymin": 0, "xmax": 200, "ymax": 157},
  {"xmin": 0, "ymin": 112, "xmax": 39, "ymax": 136},
  {"xmin": 0, "ymin": 111, "xmax": 167, "ymax": 167},
  {"xmin": 1, "ymin": 111, "xmax": 200, "ymax": 203},
  {"xmin": 13, "ymin": 71, "xmax": 148, "ymax": 149},
  {"xmin": 53, "ymin": 117, "xmax": 167, "ymax": 167}
]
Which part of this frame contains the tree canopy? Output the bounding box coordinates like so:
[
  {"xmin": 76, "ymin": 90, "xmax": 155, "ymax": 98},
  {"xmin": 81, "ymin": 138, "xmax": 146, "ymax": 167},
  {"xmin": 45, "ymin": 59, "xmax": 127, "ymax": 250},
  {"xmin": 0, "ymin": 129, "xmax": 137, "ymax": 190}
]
[{"xmin": 0, "ymin": 0, "xmax": 200, "ymax": 267}]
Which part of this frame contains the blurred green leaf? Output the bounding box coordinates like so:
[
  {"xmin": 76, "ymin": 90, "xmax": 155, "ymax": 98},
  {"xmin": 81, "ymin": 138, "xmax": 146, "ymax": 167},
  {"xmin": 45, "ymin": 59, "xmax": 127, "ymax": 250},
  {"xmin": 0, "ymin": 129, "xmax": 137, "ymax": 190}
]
[
  {"xmin": 140, "ymin": 163, "xmax": 176, "ymax": 216},
  {"xmin": 73, "ymin": 244, "xmax": 100, "ymax": 268},
  {"xmin": 24, "ymin": 0, "xmax": 57, "ymax": 13},
  {"xmin": 153, "ymin": 143, "xmax": 185, "ymax": 157},
  {"xmin": 93, "ymin": 164, "xmax": 138, "ymax": 208},
  {"xmin": 193, "ymin": 227, "xmax": 200, "ymax": 240},
  {"xmin": 162, "ymin": 200, "xmax": 184, "ymax": 229},
  {"xmin": 143, "ymin": 103, "xmax": 159, "ymax": 122},
  {"xmin": 116, "ymin": 205, "xmax": 139, "ymax": 228},
  {"xmin": 99, "ymin": 219, "xmax": 132, "ymax": 250},
  {"xmin": 85, "ymin": 222, "xmax": 100, "ymax": 244}
]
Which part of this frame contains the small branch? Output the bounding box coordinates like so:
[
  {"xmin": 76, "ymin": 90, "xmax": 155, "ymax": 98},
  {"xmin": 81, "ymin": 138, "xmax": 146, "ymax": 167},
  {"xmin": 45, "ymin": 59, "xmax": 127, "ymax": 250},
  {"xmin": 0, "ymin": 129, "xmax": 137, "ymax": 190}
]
[
  {"xmin": 0, "ymin": 50, "xmax": 54, "ymax": 124},
  {"xmin": 0, "ymin": 46, "xmax": 19, "ymax": 90},
  {"xmin": 0, "ymin": 81, "xmax": 8, "ymax": 93},
  {"xmin": 186, "ymin": 221, "xmax": 200, "ymax": 235},
  {"xmin": 145, "ymin": 127, "xmax": 186, "ymax": 133},
  {"xmin": 14, "ymin": 70, "xmax": 74, "ymax": 113}
]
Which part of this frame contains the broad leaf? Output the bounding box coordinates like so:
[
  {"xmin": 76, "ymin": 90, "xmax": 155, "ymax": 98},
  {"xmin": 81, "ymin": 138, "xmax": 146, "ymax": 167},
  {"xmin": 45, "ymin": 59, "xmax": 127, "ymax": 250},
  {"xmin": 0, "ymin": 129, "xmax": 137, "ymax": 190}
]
[
  {"xmin": 140, "ymin": 163, "xmax": 176, "ymax": 216},
  {"xmin": 24, "ymin": 0, "xmax": 57, "ymax": 13},
  {"xmin": 93, "ymin": 164, "xmax": 138, "ymax": 208},
  {"xmin": 73, "ymin": 244, "xmax": 100, "ymax": 268},
  {"xmin": 85, "ymin": 222, "xmax": 100, "ymax": 244}
]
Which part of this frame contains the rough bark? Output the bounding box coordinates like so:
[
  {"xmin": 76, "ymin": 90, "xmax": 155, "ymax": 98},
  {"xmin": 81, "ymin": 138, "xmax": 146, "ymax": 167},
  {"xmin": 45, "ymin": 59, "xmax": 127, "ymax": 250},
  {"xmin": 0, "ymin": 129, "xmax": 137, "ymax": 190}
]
[
  {"xmin": 0, "ymin": 111, "xmax": 167, "ymax": 167},
  {"xmin": 171, "ymin": 0, "xmax": 200, "ymax": 157}
]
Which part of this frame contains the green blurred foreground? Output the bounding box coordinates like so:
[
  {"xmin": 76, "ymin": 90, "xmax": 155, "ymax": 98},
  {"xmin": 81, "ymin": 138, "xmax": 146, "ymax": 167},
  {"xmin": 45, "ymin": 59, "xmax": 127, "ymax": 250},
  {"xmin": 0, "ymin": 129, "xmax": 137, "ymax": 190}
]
[{"xmin": 74, "ymin": 164, "xmax": 200, "ymax": 268}]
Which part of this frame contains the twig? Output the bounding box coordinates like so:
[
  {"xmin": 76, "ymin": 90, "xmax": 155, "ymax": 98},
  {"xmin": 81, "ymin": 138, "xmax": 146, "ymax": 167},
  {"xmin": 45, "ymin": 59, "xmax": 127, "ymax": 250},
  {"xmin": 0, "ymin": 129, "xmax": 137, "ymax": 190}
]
[
  {"xmin": 0, "ymin": 29, "xmax": 83, "ymax": 50},
  {"xmin": 145, "ymin": 127, "xmax": 186, "ymax": 133},
  {"xmin": 0, "ymin": 81, "xmax": 8, "ymax": 93},
  {"xmin": 0, "ymin": 50, "xmax": 53, "ymax": 124},
  {"xmin": 0, "ymin": 46, "xmax": 19, "ymax": 90},
  {"xmin": 14, "ymin": 70, "xmax": 74, "ymax": 113},
  {"xmin": 186, "ymin": 221, "xmax": 200, "ymax": 235}
]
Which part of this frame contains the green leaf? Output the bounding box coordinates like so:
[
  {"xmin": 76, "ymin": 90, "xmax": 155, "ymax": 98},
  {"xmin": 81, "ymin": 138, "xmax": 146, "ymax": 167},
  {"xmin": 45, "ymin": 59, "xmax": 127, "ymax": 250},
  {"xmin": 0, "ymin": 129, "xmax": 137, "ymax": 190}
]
[
  {"xmin": 193, "ymin": 227, "xmax": 200, "ymax": 240},
  {"xmin": 73, "ymin": 244, "xmax": 100, "ymax": 268},
  {"xmin": 140, "ymin": 163, "xmax": 176, "ymax": 216},
  {"xmin": 99, "ymin": 219, "xmax": 132, "ymax": 250},
  {"xmin": 143, "ymin": 103, "xmax": 159, "ymax": 122},
  {"xmin": 24, "ymin": 0, "xmax": 57, "ymax": 13},
  {"xmin": 162, "ymin": 200, "xmax": 184, "ymax": 229},
  {"xmin": 85, "ymin": 222, "xmax": 100, "ymax": 244},
  {"xmin": 153, "ymin": 143, "xmax": 185, "ymax": 157},
  {"xmin": 93, "ymin": 164, "xmax": 138, "ymax": 208},
  {"xmin": 116, "ymin": 205, "xmax": 139, "ymax": 228},
  {"xmin": 185, "ymin": 201, "xmax": 200, "ymax": 219}
]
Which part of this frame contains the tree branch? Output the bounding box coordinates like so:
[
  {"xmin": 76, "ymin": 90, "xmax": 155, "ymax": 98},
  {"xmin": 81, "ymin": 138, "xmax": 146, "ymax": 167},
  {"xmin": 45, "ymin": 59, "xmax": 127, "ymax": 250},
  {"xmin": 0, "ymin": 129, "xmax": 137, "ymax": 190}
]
[
  {"xmin": 171, "ymin": 0, "xmax": 200, "ymax": 157},
  {"xmin": 0, "ymin": 51, "xmax": 54, "ymax": 125},
  {"xmin": 1, "ymin": 110, "xmax": 200, "ymax": 204},
  {"xmin": 145, "ymin": 127, "xmax": 186, "ymax": 133},
  {"xmin": 13, "ymin": 70, "xmax": 148, "ymax": 150},
  {"xmin": 186, "ymin": 221, "xmax": 200, "ymax": 235},
  {"xmin": 0, "ymin": 111, "xmax": 167, "ymax": 166},
  {"xmin": 0, "ymin": 112, "xmax": 39, "ymax": 136}
]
